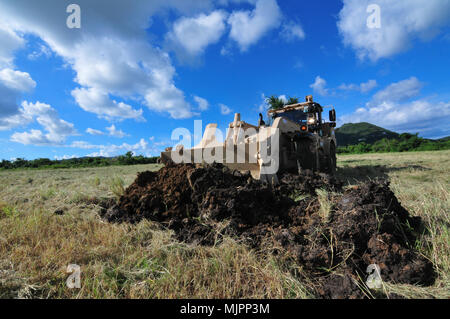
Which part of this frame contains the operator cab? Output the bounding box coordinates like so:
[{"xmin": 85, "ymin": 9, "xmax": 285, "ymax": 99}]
[
  {"xmin": 271, "ymin": 108, "xmax": 308, "ymax": 123},
  {"xmin": 268, "ymin": 95, "xmax": 323, "ymax": 129}
]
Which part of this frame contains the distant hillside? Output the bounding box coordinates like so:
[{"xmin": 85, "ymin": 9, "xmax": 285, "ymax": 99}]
[
  {"xmin": 335, "ymin": 123, "xmax": 450, "ymax": 154},
  {"xmin": 437, "ymin": 136, "xmax": 450, "ymax": 142},
  {"xmin": 336, "ymin": 122, "xmax": 399, "ymax": 147}
]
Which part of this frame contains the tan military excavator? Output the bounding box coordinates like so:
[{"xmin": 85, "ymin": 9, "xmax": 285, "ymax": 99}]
[{"xmin": 160, "ymin": 95, "xmax": 337, "ymax": 183}]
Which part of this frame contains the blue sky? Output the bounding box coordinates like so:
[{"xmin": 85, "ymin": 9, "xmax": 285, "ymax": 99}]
[{"xmin": 0, "ymin": 0, "xmax": 449, "ymax": 160}]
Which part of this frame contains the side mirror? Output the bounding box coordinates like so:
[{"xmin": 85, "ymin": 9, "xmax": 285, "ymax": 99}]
[{"xmin": 329, "ymin": 109, "xmax": 336, "ymax": 122}]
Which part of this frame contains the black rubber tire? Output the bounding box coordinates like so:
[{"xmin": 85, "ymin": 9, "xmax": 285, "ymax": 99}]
[{"xmin": 329, "ymin": 143, "xmax": 336, "ymax": 174}]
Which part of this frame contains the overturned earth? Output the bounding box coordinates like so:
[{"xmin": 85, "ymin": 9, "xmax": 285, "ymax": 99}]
[{"xmin": 100, "ymin": 163, "xmax": 436, "ymax": 298}]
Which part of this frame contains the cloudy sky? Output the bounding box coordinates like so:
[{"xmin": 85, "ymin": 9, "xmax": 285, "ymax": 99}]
[{"xmin": 0, "ymin": 0, "xmax": 449, "ymax": 160}]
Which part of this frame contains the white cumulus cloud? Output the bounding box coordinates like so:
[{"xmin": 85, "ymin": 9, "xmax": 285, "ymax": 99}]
[
  {"xmin": 309, "ymin": 76, "xmax": 329, "ymax": 96},
  {"xmin": 220, "ymin": 103, "xmax": 232, "ymax": 115},
  {"xmin": 166, "ymin": 10, "xmax": 227, "ymax": 57},
  {"xmin": 370, "ymin": 77, "xmax": 422, "ymax": 105},
  {"xmin": 86, "ymin": 128, "xmax": 104, "ymax": 136},
  {"xmin": 27, "ymin": 44, "xmax": 52, "ymax": 60},
  {"xmin": 338, "ymin": 79, "xmax": 377, "ymax": 93},
  {"xmin": 71, "ymin": 138, "xmax": 155, "ymax": 157},
  {"xmin": 339, "ymin": 77, "xmax": 450, "ymax": 138},
  {"xmin": 194, "ymin": 96, "xmax": 210, "ymax": 111},
  {"xmin": 72, "ymin": 87, "xmax": 144, "ymax": 122},
  {"xmin": 106, "ymin": 124, "xmax": 128, "ymax": 138},
  {"xmin": 280, "ymin": 21, "xmax": 306, "ymax": 42},
  {"xmin": 0, "ymin": 0, "xmax": 207, "ymax": 121},
  {"xmin": 228, "ymin": 0, "xmax": 282, "ymax": 51},
  {"xmin": 0, "ymin": 68, "xmax": 36, "ymax": 92},
  {"xmin": 0, "ymin": 68, "xmax": 36, "ymax": 128},
  {"xmin": 54, "ymin": 154, "xmax": 78, "ymax": 160},
  {"xmin": 0, "ymin": 24, "xmax": 37, "ymax": 129},
  {"xmin": 0, "ymin": 23, "xmax": 24, "ymax": 68},
  {"xmin": 10, "ymin": 101, "xmax": 77, "ymax": 145},
  {"xmin": 338, "ymin": 0, "xmax": 450, "ymax": 61}
]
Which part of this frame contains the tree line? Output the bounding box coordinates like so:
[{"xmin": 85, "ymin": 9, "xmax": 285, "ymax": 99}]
[
  {"xmin": 2, "ymin": 133, "xmax": 448, "ymax": 170},
  {"xmin": 337, "ymin": 133, "xmax": 450, "ymax": 154},
  {"xmin": 0, "ymin": 152, "xmax": 159, "ymax": 170}
]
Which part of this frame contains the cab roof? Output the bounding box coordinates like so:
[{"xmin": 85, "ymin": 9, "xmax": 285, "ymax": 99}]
[{"xmin": 267, "ymin": 101, "xmax": 323, "ymax": 115}]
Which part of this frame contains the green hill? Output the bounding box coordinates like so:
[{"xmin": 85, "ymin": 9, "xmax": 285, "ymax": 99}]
[
  {"xmin": 335, "ymin": 123, "xmax": 450, "ymax": 154},
  {"xmin": 336, "ymin": 122, "xmax": 399, "ymax": 147}
]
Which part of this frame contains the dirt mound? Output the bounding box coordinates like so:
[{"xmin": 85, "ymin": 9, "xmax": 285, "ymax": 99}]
[{"xmin": 100, "ymin": 163, "xmax": 435, "ymax": 298}]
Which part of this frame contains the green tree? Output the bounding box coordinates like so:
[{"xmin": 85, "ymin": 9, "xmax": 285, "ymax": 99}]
[
  {"xmin": 266, "ymin": 96, "xmax": 286, "ymax": 110},
  {"xmin": 267, "ymin": 95, "xmax": 300, "ymax": 110},
  {"xmin": 286, "ymin": 97, "xmax": 299, "ymax": 105}
]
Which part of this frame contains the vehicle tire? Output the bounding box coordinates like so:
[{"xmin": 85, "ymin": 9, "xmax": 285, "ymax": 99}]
[{"xmin": 328, "ymin": 143, "xmax": 336, "ymax": 174}]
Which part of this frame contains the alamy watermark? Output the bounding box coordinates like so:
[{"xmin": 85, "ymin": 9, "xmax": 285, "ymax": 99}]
[
  {"xmin": 367, "ymin": 4, "xmax": 381, "ymax": 29},
  {"xmin": 66, "ymin": 4, "xmax": 81, "ymax": 29},
  {"xmin": 366, "ymin": 263, "xmax": 382, "ymax": 289},
  {"xmin": 168, "ymin": 120, "xmax": 280, "ymax": 175},
  {"xmin": 66, "ymin": 3, "xmax": 380, "ymax": 30},
  {"xmin": 66, "ymin": 264, "xmax": 81, "ymax": 289}
]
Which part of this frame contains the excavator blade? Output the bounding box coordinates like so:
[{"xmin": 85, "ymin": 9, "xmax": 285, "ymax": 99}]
[{"xmin": 160, "ymin": 113, "xmax": 281, "ymax": 183}]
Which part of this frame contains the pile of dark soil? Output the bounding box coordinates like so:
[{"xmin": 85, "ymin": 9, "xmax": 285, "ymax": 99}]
[{"xmin": 100, "ymin": 163, "xmax": 435, "ymax": 298}]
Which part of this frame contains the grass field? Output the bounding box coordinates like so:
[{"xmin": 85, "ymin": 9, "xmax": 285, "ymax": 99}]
[{"xmin": 0, "ymin": 150, "xmax": 448, "ymax": 299}]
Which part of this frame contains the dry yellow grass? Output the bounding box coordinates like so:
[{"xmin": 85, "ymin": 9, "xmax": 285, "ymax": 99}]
[
  {"xmin": 0, "ymin": 150, "xmax": 449, "ymax": 299},
  {"xmin": 338, "ymin": 150, "xmax": 450, "ymax": 298},
  {"xmin": 0, "ymin": 164, "xmax": 310, "ymax": 299}
]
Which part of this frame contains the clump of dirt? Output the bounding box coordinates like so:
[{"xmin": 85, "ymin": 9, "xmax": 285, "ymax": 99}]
[{"xmin": 100, "ymin": 163, "xmax": 435, "ymax": 298}]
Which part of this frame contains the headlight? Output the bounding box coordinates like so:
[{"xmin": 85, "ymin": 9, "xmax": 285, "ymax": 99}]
[{"xmin": 307, "ymin": 118, "xmax": 316, "ymax": 125}]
